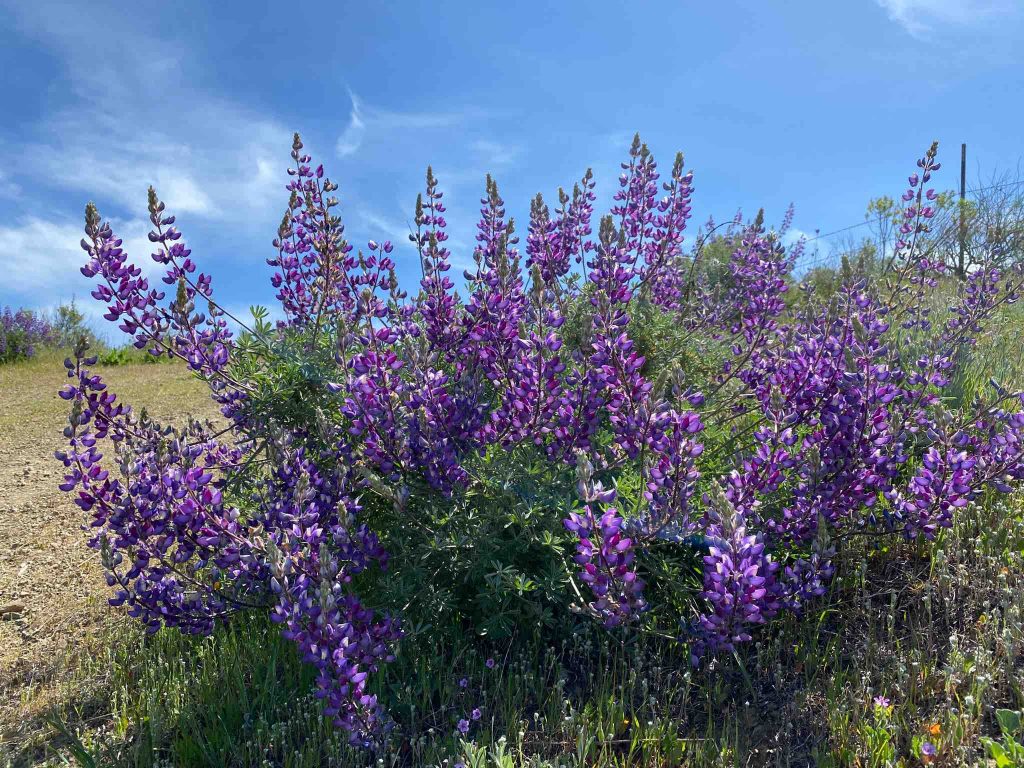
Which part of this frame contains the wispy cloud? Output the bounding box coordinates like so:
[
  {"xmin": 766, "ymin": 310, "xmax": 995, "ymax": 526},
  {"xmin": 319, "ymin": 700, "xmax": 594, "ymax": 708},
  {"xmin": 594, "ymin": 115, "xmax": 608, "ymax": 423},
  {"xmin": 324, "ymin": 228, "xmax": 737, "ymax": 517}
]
[
  {"xmin": 0, "ymin": 169, "xmax": 20, "ymax": 199},
  {"xmin": 875, "ymin": 0, "xmax": 1014, "ymax": 37},
  {"xmin": 336, "ymin": 91, "xmax": 368, "ymax": 158},
  {"xmin": 0, "ymin": 214, "xmax": 163, "ymax": 297},
  {"xmin": 470, "ymin": 139, "xmax": 520, "ymax": 168},
  {"xmin": 335, "ymin": 90, "xmax": 483, "ymax": 159},
  {"xmin": 0, "ymin": 1, "xmax": 298, "ymax": 310},
  {"xmin": 23, "ymin": 106, "xmax": 289, "ymax": 221},
  {"xmin": 0, "ymin": 218, "xmax": 86, "ymax": 294},
  {"xmin": 353, "ymin": 206, "xmax": 416, "ymax": 249},
  {"xmin": 0, "ymin": 2, "xmax": 524, "ymax": 314},
  {"xmin": 783, "ymin": 227, "xmax": 813, "ymax": 247},
  {"xmin": 3, "ymin": 2, "xmax": 291, "ymax": 223}
]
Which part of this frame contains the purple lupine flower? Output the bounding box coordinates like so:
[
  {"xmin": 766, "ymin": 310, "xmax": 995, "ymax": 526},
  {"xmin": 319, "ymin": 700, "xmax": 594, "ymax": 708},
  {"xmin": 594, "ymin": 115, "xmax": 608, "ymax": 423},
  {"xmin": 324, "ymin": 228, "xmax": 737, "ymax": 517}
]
[
  {"xmin": 269, "ymin": 134, "xmax": 354, "ymax": 327},
  {"xmin": 412, "ymin": 166, "xmax": 462, "ymax": 352},
  {"xmin": 0, "ymin": 307, "xmax": 53, "ymax": 362},
  {"xmin": 692, "ymin": 483, "xmax": 781, "ymax": 656},
  {"xmin": 564, "ymin": 454, "xmax": 647, "ymax": 627},
  {"xmin": 633, "ymin": 407, "xmax": 704, "ymax": 539},
  {"xmin": 57, "ymin": 133, "xmax": 1024, "ymax": 740}
]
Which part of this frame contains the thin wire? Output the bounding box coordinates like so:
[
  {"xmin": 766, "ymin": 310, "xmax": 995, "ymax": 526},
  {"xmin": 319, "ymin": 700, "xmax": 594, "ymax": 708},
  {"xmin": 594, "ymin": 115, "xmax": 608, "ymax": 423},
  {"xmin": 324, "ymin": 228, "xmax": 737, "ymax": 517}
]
[
  {"xmin": 801, "ymin": 177, "xmax": 1024, "ymax": 246},
  {"xmin": 791, "ymin": 176, "xmax": 1024, "ymax": 272}
]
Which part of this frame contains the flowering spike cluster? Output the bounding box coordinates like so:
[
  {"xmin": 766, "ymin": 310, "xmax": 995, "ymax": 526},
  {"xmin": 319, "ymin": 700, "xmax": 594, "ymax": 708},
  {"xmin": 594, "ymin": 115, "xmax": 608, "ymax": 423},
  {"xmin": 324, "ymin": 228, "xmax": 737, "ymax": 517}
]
[
  {"xmin": 633, "ymin": 407, "xmax": 705, "ymax": 539},
  {"xmin": 146, "ymin": 188, "xmax": 233, "ymax": 375},
  {"xmin": 0, "ymin": 306, "xmax": 53, "ymax": 363},
  {"xmin": 268, "ymin": 133, "xmax": 354, "ymax": 327},
  {"xmin": 564, "ymin": 454, "xmax": 646, "ymax": 627},
  {"xmin": 584, "ymin": 216, "xmax": 654, "ymax": 460},
  {"xmin": 262, "ymin": 444, "xmax": 399, "ymax": 736},
  {"xmin": 55, "ymin": 340, "xmax": 255, "ymax": 635},
  {"xmin": 692, "ymin": 483, "xmax": 781, "ymax": 655},
  {"xmin": 80, "ymin": 195, "xmax": 242, "ymax": 423},
  {"xmin": 58, "ymin": 135, "xmax": 1024, "ymax": 739},
  {"xmin": 412, "ymin": 167, "xmax": 461, "ymax": 353},
  {"xmin": 642, "ymin": 151, "xmax": 694, "ymax": 309}
]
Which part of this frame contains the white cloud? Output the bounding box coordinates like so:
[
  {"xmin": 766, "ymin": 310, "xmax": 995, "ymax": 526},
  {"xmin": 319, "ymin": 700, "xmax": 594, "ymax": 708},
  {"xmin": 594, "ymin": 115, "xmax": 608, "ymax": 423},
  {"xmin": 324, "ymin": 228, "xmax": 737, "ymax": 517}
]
[
  {"xmin": 335, "ymin": 90, "xmax": 480, "ymax": 159},
  {"xmin": 3, "ymin": 1, "xmax": 292, "ymax": 227},
  {"xmin": 21, "ymin": 98, "xmax": 290, "ymax": 223},
  {"xmin": 0, "ymin": 2, "xmax": 522, "ymax": 315},
  {"xmin": 875, "ymin": 0, "xmax": 1013, "ymax": 37},
  {"xmin": 354, "ymin": 207, "xmax": 416, "ymax": 249},
  {"xmin": 783, "ymin": 227, "xmax": 812, "ymax": 247},
  {"xmin": 0, "ymin": 218, "xmax": 87, "ymax": 294},
  {"xmin": 0, "ymin": 214, "xmax": 165, "ymax": 303},
  {"xmin": 336, "ymin": 92, "xmax": 368, "ymax": 158}
]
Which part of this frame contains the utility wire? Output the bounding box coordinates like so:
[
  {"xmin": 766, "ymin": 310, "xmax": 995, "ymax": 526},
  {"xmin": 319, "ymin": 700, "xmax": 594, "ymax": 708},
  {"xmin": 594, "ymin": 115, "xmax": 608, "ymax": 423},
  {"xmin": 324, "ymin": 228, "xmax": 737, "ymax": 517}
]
[
  {"xmin": 792, "ymin": 177, "xmax": 1024, "ymax": 271},
  {"xmin": 802, "ymin": 178, "xmax": 1024, "ymax": 245}
]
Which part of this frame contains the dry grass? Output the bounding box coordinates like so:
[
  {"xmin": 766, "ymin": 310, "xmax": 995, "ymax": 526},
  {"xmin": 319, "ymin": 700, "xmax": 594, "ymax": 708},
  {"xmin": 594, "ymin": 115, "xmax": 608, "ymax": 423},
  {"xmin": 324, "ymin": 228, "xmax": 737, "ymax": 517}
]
[{"xmin": 0, "ymin": 351, "xmax": 219, "ymax": 748}]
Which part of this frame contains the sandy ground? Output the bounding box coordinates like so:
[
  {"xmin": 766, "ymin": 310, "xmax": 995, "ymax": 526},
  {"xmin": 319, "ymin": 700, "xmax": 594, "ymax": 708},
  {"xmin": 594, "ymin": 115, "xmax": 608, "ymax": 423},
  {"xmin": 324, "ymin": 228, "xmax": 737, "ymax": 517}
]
[{"xmin": 0, "ymin": 352, "xmax": 220, "ymax": 743}]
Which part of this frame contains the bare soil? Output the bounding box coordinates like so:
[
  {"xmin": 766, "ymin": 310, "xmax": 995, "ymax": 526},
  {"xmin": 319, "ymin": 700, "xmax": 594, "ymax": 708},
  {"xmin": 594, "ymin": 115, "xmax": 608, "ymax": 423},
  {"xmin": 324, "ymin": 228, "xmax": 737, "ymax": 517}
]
[{"xmin": 0, "ymin": 353, "xmax": 219, "ymax": 743}]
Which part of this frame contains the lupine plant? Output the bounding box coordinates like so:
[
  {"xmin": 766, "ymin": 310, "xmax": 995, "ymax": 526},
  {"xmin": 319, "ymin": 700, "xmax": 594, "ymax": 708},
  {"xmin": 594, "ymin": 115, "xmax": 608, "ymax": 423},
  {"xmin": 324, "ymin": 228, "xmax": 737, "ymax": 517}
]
[
  {"xmin": 56, "ymin": 134, "xmax": 1024, "ymax": 743},
  {"xmin": 1, "ymin": 305, "xmax": 53, "ymax": 363}
]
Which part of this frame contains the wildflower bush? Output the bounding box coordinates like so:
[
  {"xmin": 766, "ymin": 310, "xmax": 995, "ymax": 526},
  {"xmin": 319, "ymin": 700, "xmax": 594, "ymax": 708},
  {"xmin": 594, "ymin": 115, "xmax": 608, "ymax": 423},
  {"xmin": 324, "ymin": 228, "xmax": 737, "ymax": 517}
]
[
  {"xmin": 1, "ymin": 306, "xmax": 53, "ymax": 364},
  {"xmin": 56, "ymin": 135, "xmax": 1024, "ymax": 744}
]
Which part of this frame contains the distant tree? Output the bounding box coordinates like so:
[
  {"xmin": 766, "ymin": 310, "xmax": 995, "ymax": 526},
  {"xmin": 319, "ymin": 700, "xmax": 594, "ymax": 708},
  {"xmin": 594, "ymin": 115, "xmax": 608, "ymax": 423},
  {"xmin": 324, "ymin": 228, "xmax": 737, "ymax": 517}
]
[
  {"xmin": 799, "ymin": 242, "xmax": 878, "ymax": 302},
  {"xmin": 52, "ymin": 298, "xmax": 101, "ymax": 349},
  {"xmin": 866, "ymin": 166, "xmax": 1024, "ymax": 278},
  {"xmin": 946, "ymin": 168, "xmax": 1024, "ymax": 276}
]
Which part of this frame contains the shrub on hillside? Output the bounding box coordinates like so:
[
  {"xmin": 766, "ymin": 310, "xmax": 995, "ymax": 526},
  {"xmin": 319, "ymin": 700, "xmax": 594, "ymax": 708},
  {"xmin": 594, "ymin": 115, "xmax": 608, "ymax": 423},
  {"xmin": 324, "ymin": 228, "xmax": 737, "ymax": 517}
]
[
  {"xmin": 55, "ymin": 135, "xmax": 1024, "ymax": 744},
  {"xmin": 1, "ymin": 306, "xmax": 53, "ymax": 363},
  {"xmin": 51, "ymin": 299, "xmax": 102, "ymax": 351}
]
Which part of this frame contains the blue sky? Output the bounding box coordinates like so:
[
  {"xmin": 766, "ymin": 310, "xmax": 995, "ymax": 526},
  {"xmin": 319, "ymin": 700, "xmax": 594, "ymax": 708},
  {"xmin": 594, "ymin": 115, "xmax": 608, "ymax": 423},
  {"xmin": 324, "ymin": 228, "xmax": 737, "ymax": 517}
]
[{"xmin": 1, "ymin": 0, "xmax": 1021, "ymax": 332}]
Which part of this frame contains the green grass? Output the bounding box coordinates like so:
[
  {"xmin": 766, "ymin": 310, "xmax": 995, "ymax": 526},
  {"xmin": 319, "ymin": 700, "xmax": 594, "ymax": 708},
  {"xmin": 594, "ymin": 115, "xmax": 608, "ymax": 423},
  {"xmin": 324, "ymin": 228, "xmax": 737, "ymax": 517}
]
[
  {"xmin": 12, "ymin": 491, "xmax": 1022, "ymax": 767},
  {"xmin": 8, "ymin": 302, "xmax": 1024, "ymax": 767}
]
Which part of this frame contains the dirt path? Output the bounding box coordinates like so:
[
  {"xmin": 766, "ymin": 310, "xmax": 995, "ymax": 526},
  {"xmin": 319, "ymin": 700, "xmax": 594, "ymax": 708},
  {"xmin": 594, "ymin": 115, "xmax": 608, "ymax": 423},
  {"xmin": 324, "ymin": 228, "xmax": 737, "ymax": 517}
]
[{"xmin": 0, "ymin": 352, "xmax": 220, "ymax": 737}]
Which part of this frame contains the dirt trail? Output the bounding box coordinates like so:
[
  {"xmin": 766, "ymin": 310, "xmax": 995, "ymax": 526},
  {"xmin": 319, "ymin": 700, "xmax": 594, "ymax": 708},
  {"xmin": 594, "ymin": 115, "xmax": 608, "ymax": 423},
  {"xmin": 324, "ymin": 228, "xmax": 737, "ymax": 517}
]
[{"xmin": 0, "ymin": 353, "xmax": 220, "ymax": 734}]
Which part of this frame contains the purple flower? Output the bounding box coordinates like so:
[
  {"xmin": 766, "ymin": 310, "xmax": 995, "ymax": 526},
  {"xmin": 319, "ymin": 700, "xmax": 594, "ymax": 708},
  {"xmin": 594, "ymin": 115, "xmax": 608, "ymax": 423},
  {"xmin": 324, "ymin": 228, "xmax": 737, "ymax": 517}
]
[
  {"xmin": 564, "ymin": 455, "xmax": 647, "ymax": 627},
  {"xmin": 0, "ymin": 306, "xmax": 53, "ymax": 363},
  {"xmin": 57, "ymin": 133, "xmax": 1024, "ymax": 743}
]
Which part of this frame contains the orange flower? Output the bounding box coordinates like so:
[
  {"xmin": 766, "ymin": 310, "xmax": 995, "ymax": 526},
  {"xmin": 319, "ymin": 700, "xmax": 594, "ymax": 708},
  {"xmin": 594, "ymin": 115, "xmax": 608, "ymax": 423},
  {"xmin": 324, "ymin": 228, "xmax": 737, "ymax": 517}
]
[{"xmin": 927, "ymin": 722, "xmax": 941, "ymax": 736}]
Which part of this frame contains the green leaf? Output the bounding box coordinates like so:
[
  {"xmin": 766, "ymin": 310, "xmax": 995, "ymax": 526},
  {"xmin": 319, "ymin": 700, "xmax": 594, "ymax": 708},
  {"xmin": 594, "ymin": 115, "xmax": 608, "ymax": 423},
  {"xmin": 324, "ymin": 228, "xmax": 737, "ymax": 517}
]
[
  {"xmin": 983, "ymin": 738, "xmax": 1012, "ymax": 768},
  {"xmin": 997, "ymin": 709, "xmax": 1023, "ymax": 737}
]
